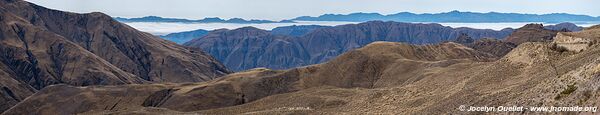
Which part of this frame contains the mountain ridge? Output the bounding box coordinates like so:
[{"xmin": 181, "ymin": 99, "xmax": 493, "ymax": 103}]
[
  {"xmin": 292, "ymin": 10, "xmax": 600, "ymax": 22},
  {"xmin": 0, "ymin": 0, "xmax": 230, "ymax": 112},
  {"xmin": 115, "ymin": 16, "xmax": 295, "ymax": 24},
  {"xmin": 183, "ymin": 21, "xmax": 516, "ymax": 71}
]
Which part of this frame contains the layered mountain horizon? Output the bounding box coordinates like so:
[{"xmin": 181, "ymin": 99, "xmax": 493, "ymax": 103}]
[
  {"xmin": 115, "ymin": 16, "xmax": 295, "ymax": 23},
  {"xmin": 159, "ymin": 22, "xmax": 584, "ymax": 44},
  {"xmin": 293, "ymin": 10, "xmax": 600, "ymax": 23},
  {"xmin": 115, "ymin": 10, "xmax": 600, "ymax": 24}
]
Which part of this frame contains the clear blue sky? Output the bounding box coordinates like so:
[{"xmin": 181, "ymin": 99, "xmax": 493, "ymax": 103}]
[{"xmin": 24, "ymin": 0, "xmax": 600, "ymax": 20}]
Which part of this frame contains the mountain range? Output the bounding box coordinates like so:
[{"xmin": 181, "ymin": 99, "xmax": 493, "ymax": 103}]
[
  {"xmin": 181, "ymin": 21, "xmax": 582, "ymax": 71},
  {"xmin": 160, "ymin": 25, "xmax": 330, "ymax": 44},
  {"xmin": 114, "ymin": 16, "xmax": 295, "ymax": 23},
  {"xmin": 293, "ymin": 10, "xmax": 600, "ymax": 22},
  {"xmin": 116, "ymin": 11, "xmax": 600, "ymax": 24}
]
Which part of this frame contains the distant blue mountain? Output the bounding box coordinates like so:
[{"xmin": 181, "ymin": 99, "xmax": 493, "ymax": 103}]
[
  {"xmin": 292, "ymin": 11, "xmax": 600, "ymax": 23},
  {"xmin": 159, "ymin": 29, "xmax": 209, "ymax": 44},
  {"xmin": 158, "ymin": 25, "xmax": 330, "ymax": 44},
  {"xmin": 114, "ymin": 16, "xmax": 294, "ymax": 24}
]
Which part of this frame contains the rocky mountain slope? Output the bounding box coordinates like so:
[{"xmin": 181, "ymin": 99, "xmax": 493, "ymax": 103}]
[
  {"xmin": 184, "ymin": 21, "xmax": 514, "ymax": 71},
  {"xmin": 505, "ymin": 24, "xmax": 566, "ymax": 45},
  {"xmin": 453, "ymin": 33, "xmax": 517, "ymax": 57},
  {"xmin": 9, "ymin": 24, "xmax": 599, "ymax": 115},
  {"xmin": 0, "ymin": 0, "xmax": 229, "ymax": 112}
]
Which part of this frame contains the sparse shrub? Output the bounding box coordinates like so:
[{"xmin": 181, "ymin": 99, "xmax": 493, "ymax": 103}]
[
  {"xmin": 589, "ymin": 40, "xmax": 597, "ymax": 47},
  {"xmin": 579, "ymin": 90, "xmax": 592, "ymax": 104},
  {"xmin": 555, "ymin": 84, "xmax": 578, "ymax": 100},
  {"xmin": 550, "ymin": 43, "xmax": 568, "ymax": 53}
]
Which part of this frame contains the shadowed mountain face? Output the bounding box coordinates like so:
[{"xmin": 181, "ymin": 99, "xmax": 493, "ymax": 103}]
[
  {"xmin": 544, "ymin": 22, "xmax": 583, "ymax": 32},
  {"xmin": 184, "ymin": 27, "xmax": 311, "ymax": 71},
  {"xmin": 160, "ymin": 25, "xmax": 329, "ymax": 44},
  {"xmin": 184, "ymin": 21, "xmax": 514, "ymax": 71},
  {"xmin": 10, "ymin": 25, "xmax": 600, "ymax": 115},
  {"xmin": 0, "ymin": 0, "xmax": 229, "ymax": 112}
]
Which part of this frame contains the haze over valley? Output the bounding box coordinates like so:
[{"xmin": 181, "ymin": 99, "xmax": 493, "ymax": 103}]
[{"xmin": 116, "ymin": 12, "xmax": 600, "ymax": 35}]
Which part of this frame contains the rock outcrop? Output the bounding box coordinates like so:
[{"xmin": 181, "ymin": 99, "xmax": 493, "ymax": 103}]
[
  {"xmin": 505, "ymin": 24, "xmax": 563, "ymax": 45},
  {"xmin": 551, "ymin": 25, "xmax": 600, "ymax": 52}
]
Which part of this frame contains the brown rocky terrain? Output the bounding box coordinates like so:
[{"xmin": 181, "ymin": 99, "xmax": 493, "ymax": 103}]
[
  {"xmin": 7, "ymin": 25, "xmax": 600, "ymax": 114},
  {"xmin": 505, "ymin": 23, "xmax": 566, "ymax": 45},
  {"xmin": 454, "ymin": 33, "xmax": 517, "ymax": 57},
  {"xmin": 2, "ymin": 40, "xmax": 498, "ymax": 114},
  {"xmin": 0, "ymin": 0, "xmax": 229, "ymax": 112}
]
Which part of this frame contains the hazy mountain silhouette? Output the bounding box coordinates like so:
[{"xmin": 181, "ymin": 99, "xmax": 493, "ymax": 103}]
[
  {"xmin": 293, "ymin": 10, "xmax": 600, "ymax": 22},
  {"xmin": 160, "ymin": 29, "xmax": 209, "ymax": 44},
  {"xmin": 115, "ymin": 16, "xmax": 294, "ymax": 23}
]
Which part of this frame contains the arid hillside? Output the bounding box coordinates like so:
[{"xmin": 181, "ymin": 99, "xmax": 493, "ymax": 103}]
[{"xmin": 0, "ymin": 0, "xmax": 230, "ymax": 112}]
